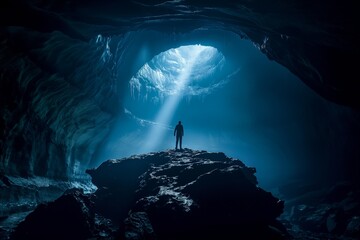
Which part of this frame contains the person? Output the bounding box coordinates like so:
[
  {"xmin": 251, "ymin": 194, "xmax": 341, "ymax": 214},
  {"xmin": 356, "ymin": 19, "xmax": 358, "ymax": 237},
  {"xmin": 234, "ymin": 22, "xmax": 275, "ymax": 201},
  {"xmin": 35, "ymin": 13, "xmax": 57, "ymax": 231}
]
[{"xmin": 174, "ymin": 121, "xmax": 184, "ymax": 150}]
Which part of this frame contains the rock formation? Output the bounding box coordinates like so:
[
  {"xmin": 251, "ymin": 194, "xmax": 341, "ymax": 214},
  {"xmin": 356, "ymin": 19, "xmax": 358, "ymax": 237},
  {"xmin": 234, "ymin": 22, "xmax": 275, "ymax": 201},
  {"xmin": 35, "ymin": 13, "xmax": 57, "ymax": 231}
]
[
  {"xmin": 11, "ymin": 149, "xmax": 289, "ymax": 239},
  {"xmin": 279, "ymin": 181, "xmax": 360, "ymax": 239}
]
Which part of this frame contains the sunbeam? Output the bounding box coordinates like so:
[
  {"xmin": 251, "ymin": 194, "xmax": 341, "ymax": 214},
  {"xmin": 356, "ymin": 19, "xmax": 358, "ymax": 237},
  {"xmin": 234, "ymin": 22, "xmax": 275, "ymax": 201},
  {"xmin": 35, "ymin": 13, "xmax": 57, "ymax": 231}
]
[{"xmin": 141, "ymin": 45, "xmax": 210, "ymax": 152}]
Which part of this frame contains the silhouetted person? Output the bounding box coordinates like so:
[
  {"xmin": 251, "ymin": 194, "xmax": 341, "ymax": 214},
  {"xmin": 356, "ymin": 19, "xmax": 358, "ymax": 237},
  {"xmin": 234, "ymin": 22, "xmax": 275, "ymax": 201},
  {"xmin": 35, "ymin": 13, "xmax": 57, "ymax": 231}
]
[{"xmin": 174, "ymin": 121, "xmax": 184, "ymax": 150}]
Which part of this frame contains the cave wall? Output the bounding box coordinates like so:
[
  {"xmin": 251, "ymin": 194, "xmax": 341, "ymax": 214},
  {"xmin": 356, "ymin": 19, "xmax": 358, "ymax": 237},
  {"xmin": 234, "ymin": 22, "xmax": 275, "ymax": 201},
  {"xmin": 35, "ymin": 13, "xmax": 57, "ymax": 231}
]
[{"xmin": 0, "ymin": 28, "xmax": 118, "ymax": 179}]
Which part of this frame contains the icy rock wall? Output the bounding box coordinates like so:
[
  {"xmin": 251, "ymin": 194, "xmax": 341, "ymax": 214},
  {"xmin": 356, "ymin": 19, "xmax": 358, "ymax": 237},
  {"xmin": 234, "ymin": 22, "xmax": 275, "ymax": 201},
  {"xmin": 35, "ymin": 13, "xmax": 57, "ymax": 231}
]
[{"xmin": 0, "ymin": 28, "xmax": 118, "ymax": 179}]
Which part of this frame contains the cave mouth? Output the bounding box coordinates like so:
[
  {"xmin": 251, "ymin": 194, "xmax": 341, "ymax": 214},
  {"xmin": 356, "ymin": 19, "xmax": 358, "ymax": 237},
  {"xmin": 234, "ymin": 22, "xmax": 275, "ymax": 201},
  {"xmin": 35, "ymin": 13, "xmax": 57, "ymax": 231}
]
[
  {"xmin": 122, "ymin": 44, "xmax": 228, "ymax": 153},
  {"xmin": 129, "ymin": 44, "xmax": 227, "ymax": 101}
]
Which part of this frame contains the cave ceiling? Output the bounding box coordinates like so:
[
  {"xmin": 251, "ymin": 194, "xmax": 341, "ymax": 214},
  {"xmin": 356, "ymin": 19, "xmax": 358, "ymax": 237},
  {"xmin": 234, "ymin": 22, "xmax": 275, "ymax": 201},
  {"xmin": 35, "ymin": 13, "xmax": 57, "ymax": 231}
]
[{"xmin": 1, "ymin": 0, "xmax": 359, "ymax": 107}]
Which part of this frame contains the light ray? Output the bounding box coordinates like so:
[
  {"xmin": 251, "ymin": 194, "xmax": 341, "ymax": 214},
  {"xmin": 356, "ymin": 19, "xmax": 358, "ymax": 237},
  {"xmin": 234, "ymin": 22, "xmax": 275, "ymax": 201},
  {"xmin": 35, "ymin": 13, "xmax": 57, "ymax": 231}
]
[{"xmin": 141, "ymin": 45, "xmax": 206, "ymax": 152}]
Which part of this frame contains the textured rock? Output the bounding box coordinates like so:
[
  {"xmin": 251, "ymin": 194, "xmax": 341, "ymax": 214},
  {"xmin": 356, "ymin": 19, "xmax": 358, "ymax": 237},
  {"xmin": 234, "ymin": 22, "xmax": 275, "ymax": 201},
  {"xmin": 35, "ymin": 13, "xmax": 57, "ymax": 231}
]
[
  {"xmin": 88, "ymin": 149, "xmax": 288, "ymax": 239},
  {"xmin": 0, "ymin": 176, "xmax": 81, "ymax": 219},
  {"xmin": 279, "ymin": 181, "xmax": 360, "ymax": 239},
  {"xmin": 11, "ymin": 189, "xmax": 116, "ymax": 240},
  {"xmin": 0, "ymin": 27, "xmax": 116, "ymax": 179},
  {"xmin": 124, "ymin": 212, "xmax": 156, "ymax": 240},
  {"xmin": 11, "ymin": 149, "xmax": 290, "ymax": 239},
  {"xmin": 2, "ymin": 0, "xmax": 358, "ymax": 106},
  {"xmin": 11, "ymin": 190, "xmax": 94, "ymax": 240},
  {"xmin": 345, "ymin": 216, "xmax": 360, "ymax": 238}
]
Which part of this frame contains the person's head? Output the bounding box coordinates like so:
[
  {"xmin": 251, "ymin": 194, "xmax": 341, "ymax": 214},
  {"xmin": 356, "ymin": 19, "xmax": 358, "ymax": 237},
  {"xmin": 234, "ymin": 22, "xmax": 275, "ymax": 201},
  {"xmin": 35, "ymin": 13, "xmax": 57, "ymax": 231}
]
[{"xmin": 178, "ymin": 121, "xmax": 182, "ymax": 125}]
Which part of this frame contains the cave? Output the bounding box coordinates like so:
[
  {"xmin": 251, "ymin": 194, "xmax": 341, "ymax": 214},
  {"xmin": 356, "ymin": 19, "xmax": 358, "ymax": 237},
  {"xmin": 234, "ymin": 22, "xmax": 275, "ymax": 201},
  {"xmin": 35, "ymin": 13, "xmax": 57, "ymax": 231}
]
[{"xmin": 1, "ymin": 0, "xmax": 360, "ymax": 239}]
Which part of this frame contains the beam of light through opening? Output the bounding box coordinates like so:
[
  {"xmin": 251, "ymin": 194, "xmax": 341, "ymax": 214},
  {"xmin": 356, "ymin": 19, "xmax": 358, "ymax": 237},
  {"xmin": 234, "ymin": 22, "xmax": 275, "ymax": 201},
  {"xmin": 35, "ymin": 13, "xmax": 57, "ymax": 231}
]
[{"xmin": 141, "ymin": 45, "xmax": 207, "ymax": 152}]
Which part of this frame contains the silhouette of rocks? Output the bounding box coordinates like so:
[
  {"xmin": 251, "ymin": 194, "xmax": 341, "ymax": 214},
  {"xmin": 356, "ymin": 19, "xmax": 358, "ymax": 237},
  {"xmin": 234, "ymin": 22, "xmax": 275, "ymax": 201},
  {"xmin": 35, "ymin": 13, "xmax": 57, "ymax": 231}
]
[
  {"xmin": 89, "ymin": 149, "xmax": 288, "ymax": 239},
  {"xmin": 124, "ymin": 212, "xmax": 156, "ymax": 240},
  {"xmin": 11, "ymin": 189, "xmax": 115, "ymax": 240},
  {"xmin": 279, "ymin": 181, "xmax": 360, "ymax": 239},
  {"xmin": 12, "ymin": 149, "xmax": 289, "ymax": 239}
]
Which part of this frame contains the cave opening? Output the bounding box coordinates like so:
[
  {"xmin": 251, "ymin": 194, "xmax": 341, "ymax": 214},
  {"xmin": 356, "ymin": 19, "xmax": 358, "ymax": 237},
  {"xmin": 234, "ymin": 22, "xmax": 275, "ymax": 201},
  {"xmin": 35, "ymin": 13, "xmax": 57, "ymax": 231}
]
[{"xmin": 126, "ymin": 44, "xmax": 227, "ymax": 153}]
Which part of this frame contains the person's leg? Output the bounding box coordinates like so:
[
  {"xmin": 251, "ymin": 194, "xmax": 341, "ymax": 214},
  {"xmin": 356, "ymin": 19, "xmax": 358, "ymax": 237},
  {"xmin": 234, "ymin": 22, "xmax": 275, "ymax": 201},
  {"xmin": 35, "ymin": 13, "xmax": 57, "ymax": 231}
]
[
  {"xmin": 180, "ymin": 136, "xmax": 182, "ymax": 149},
  {"xmin": 175, "ymin": 136, "xmax": 179, "ymax": 149}
]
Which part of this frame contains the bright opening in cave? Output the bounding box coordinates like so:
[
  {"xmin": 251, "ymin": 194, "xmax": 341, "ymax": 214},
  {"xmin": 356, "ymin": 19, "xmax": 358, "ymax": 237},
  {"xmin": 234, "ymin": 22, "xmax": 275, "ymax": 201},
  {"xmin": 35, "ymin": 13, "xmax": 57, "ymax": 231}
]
[
  {"xmin": 127, "ymin": 44, "xmax": 226, "ymax": 152},
  {"xmin": 129, "ymin": 44, "xmax": 226, "ymax": 98}
]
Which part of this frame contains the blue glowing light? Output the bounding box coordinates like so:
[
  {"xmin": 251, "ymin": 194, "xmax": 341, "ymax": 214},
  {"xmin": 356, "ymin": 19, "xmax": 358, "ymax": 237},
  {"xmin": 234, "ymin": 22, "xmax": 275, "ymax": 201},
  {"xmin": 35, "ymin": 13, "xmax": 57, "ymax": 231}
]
[
  {"xmin": 129, "ymin": 44, "xmax": 226, "ymax": 100},
  {"xmin": 127, "ymin": 44, "xmax": 226, "ymax": 152}
]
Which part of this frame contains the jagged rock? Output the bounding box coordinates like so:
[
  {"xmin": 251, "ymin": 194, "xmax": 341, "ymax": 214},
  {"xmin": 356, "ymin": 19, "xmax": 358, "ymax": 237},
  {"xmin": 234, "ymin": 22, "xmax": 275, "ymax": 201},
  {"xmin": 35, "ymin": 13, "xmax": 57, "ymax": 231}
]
[
  {"xmin": 280, "ymin": 182, "xmax": 360, "ymax": 239},
  {"xmin": 11, "ymin": 149, "xmax": 287, "ymax": 239},
  {"xmin": 345, "ymin": 216, "xmax": 360, "ymax": 238},
  {"xmin": 0, "ymin": 177, "xmax": 66, "ymax": 220},
  {"xmin": 88, "ymin": 149, "xmax": 288, "ymax": 239},
  {"xmin": 124, "ymin": 212, "xmax": 156, "ymax": 240},
  {"xmin": 86, "ymin": 152, "xmax": 170, "ymax": 223},
  {"xmin": 11, "ymin": 189, "xmax": 115, "ymax": 240},
  {"xmin": 0, "ymin": 174, "xmax": 12, "ymax": 187}
]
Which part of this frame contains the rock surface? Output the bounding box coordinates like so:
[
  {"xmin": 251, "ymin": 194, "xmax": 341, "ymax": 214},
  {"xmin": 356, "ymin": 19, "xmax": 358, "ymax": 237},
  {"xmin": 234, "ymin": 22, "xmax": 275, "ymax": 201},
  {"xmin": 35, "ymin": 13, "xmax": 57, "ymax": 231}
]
[
  {"xmin": 279, "ymin": 181, "xmax": 360, "ymax": 240},
  {"xmin": 12, "ymin": 149, "xmax": 289, "ymax": 239},
  {"xmin": 0, "ymin": 174, "xmax": 96, "ymax": 239},
  {"xmin": 11, "ymin": 189, "xmax": 116, "ymax": 240}
]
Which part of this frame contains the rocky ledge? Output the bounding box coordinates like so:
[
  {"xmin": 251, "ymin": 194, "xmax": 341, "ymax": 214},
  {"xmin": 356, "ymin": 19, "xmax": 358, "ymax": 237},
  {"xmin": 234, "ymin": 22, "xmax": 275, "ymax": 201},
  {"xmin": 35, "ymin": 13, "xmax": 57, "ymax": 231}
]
[{"xmin": 11, "ymin": 149, "xmax": 289, "ymax": 239}]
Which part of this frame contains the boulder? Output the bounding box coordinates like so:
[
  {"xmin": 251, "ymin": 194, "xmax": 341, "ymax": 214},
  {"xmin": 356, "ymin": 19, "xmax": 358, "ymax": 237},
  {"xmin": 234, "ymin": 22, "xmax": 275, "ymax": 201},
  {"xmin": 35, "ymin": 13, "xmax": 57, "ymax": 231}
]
[
  {"xmin": 12, "ymin": 149, "xmax": 289, "ymax": 239},
  {"xmin": 89, "ymin": 149, "xmax": 288, "ymax": 239}
]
